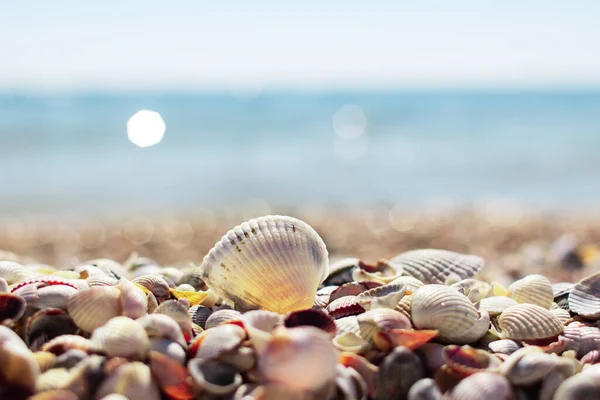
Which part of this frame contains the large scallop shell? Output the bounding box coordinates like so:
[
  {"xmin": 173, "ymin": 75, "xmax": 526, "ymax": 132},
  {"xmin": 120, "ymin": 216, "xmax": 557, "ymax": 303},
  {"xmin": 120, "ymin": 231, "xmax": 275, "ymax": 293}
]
[
  {"xmin": 389, "ymin": 249, "xmax": 484, "ymax": 285},
  {"xmin": 495, "ymin": 303, "xmax": 563, "ymax": 340},
  {"xmin": 568, "ymin": 272, "xmax": 600, "ymax": 319},
  {"xmin": 507, "ymin": 274, "xmax": 554, "ymax": 309},
  {"xmin": 199, "ymin": 215, "xmax": 328, "ymax": 314},
  {"xmin": 411, "ymin": 285, "xmax": 489, "ymax": 344}
]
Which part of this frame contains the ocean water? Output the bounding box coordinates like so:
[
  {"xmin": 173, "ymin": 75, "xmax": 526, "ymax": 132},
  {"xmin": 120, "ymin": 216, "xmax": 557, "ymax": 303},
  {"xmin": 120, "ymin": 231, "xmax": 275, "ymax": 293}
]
[{"xmin": 1, "ymin": 91, "xmax": 600, "ymax": 216}]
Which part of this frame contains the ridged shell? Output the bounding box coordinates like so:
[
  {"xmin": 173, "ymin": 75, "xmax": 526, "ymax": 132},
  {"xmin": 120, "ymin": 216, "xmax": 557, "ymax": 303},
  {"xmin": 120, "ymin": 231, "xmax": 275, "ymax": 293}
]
[
  {"xmin": 132, "ymin": 275, "xmax": 171, "ymax": 302},
  {"xmin": 41, "ymin": 335, "xmax": 99, "ymax": 355},
  {"xmin": 155, "ymin": 300, "xmax": 193, "ymax": 341},
  {"xmin": 357, "ymin": 308, "xmax": 411, "ymax": 332},
  {"xmin": 496, "ymin": 304, "xmax": 563, "ymax": 340},
  {"xmin": 581, "ymin": 349, "xmax": 600, "ymax": 365},
  {"xmin": 561, "ymin": 324, "xmax": 600, "ymax": 358},
  {"xmin": 188, "ymin": 305, "xmax": 213, "ymax": 330},
  {"xmin": 258, "ymin": 326, "xmax": 337, "ymax": 390},
  {"xmin": 395, "ymin": 294, "xmax": 412, "ymax": 319},
  {"xmin": 352, "ymin": 260, "xmax": 402, "ymax": 284},
  {"xmin": 67, "ymin": 286, "xmax": 121, "ymax": 332},
  {"xmin": 442, "ymin": 345, "xmax": 500, "ymax": 376},
  {"xmin": 376, "ymin": 346, "xmax": 425, "ymax": 400},
  {"xmin": 411, "ymin": 285, "xmax": 489, "ymax": 344},
  {"xmin": 199, "ymin": 215, "xmax": 328, "ymax": 314},
  {"xmin": 407, "ymin": 378, "xmax": 442, "ymax": 400},
  {"xmin": 326, "ymin": 296, "xmax": 365, "ymax": 319},
  {"xmin": 328, "ymin": 281, "xmax": 382, "ymax": 304},
  {"xmin": 507, "ymin": 274, "xmax": 554, "ymax": 309},
  {"xmin": 149, "ymin": 338, "xmax": 187, "ymax": 364},
  {"xmin": 568, "ymin": 272, "xmax": 600, "ymax": 319},
  {"xmin": 450, "ymin": 279, "xmax": 490, "ymax": 304},
  {"xmin": 499, "ymin": 348, "xmax": 566, "ymax": 385},
  {"xmin": 95, "ymin": 361, "xmax": 161, "ymax": 400},
  {"xmin": 26, "ymin": 309, "xmax": 78, "ymax": 351},
  {"xmin": 36, "ymin": 368, "xmax": 71, "ymax": 392},
  {"xmin": 551, "ymin": 307, "xmax": 572, "ymax": 325},
  {"xmin": 446, "ymin": 372, "xmax": 512, "ymax": 400},
  {"xmin": 479, "ymin": 296, "xmax": 518, "ymax": 316},
  {"xmin": 356, "ymin": 284, "xmax": 405, "ymax": 310},
  {"xmin": 390, "ymin": 249, "xmax": 484, "ymax": 285},
  {"xmin": 194, "ymin": 324, "xmax": 246, "ymax": 360},
  {"xmin": 333, "ymin": 332, "xmax": 370, "ymax": 353},
  {"xmin": 553, "ymin": 365, "xmax": 600, "ymax": 399},
  {"xmin": 91, "ymin": 316, "xmax": 150, "ymax": 360},
  {"xmin": 205, "ymin": 309, "xmax": 243, "ymax": 329},
  {"xmin": 30, "ymin": 285, "xmax": 78, "ymax": 310},
  {"xmin": 488, "ymin": 339, "xmax": 520, "ymax": 355},
  {"xmin": 324, "ymin": 257, "xmax": 359, "ymax": 286},
  {"xmin": 388, "ymin": 276, "xmax": 424, "ymax": 294}
]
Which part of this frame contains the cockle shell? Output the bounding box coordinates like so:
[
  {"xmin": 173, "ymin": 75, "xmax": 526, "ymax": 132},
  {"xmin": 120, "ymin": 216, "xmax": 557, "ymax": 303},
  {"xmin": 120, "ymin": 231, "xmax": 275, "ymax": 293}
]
[
  {"xmin": 495, "ymin": 304, "xmax": 563, "ymax": 340},
  {"xmin": 132, "ymin": 275, "xmax": 171, "ymax": 302},
  {"xmin": 188, "ymin": 305, "xmax": 213, "ymax": 329},
  {"xmin": 154, "ymin": 300, "xmax": 193, "ymax": 341},
  {"xmin": 0, "ymin": 261, "xmax": 36, "ymax": 284},
  {"xmin": 333, "ymin": 332, "xmax": 371, "ymax": 354},
  {"xmin": 388, "ymin": 276, "xmax": 424, "ymax": 294},
  {"xmin": 389, "ymin": 249, "xmax": 484, "ymax": 285},
  {"xmin": 95, "ymin": 361, "xmax": 161, "ymax": 400},
  {"xmin": 479, "ymin": 296, "xmax": 518, "ymax": 316},
  {"xmin": 411, "ymin": 285, "xmax": 489, "ymax": 344},
  {"xmin": 324, "ymin": 257, "xmax": 359, "ymax": 286},
  {"xmin": 442, "ymin": 345, "xmax": 501, "ymax": 376},
  {"xmin": 0, "ymin": 325, "xmax": 40, "ymax": 395},
  {"xmin": 445, "ymin": 372, "xmax": 512, "ymax": 400},
  {"xmin": 327, "ymin": 296, "xmax": 365, "ymax": 318},
  {"xmin": 26, "ymin": 309, "xmax": 78, "ymax": 351},
  {"xmin": 205, "ymin": 309, "xmax": 243, "ymax": 330},
  {"xmin": 553, "ymin": 364, "xmax": 600, "ymax": 399},
  {"xmin": 117, "ymin": 278, "xmax": 147, "ymax": 319},
  {"xmin": 407, "ymin": 378, "xmax": 442, "ymax": 400},
  {"xmin": 568, "ymin": 272, "xmax": 600, "ymax": 319},
  {"xmin": 560, "ymin": 324, "xmax": 600, "ymax": 358},
  {"xmin": 551, "ymin": 307, "xmax": 571, "ymax": 324},
  {"xmin": 199, "ymin": 215, "xmax": 328, "ymax": 314},
  {"xmin": 194, "ymin": 324, "xmax": 246, "ymax": 360},
  {"xmin": 507, "ymin": 274, "xmax": 554, "ymax": 309},
  {"xmin": 356, "ymin": 284, "xmax": 405, "ymax": 310},
  {"xmin": 284, "ymin": 308, "xmax": 336, "ymax": 335},
  {"xmin": 91, "ymin": 317, "xmax": 150, "ymax": 360},
  {"xmin": 0, "ymin": 292, "xmax": 26, "ymax": 321},
  {"xmin": 488, "ymin": 339, "xmax": 520, "ymax": 355},
  {"xmin": 352, "ymin": 260, "xmax": 402, "ymax": 284},
  {"xmin": 499, "ymin": 347, "xmax": 561, "ymax": 385},
  {"xmin": 376, "ymin": 346, "xmax": 425, "ymax": 400},
  {"xmin": 29, "ymin": 285, "xmax": 78, "ymax": 310},
  {"xmin": 67, "ymin": 286, "xmax": 121, "ymax": 332},
  {"xmin": 137, "ymin": 313, "xmax": 186, "ymax": 347}
]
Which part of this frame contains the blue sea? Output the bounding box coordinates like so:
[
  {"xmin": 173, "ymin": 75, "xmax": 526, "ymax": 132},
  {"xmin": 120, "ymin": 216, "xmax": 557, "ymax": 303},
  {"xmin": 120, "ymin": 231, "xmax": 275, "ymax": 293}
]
[{"xmin": 1, "ymin": 91, "xmax": 600, "ymax": 216}]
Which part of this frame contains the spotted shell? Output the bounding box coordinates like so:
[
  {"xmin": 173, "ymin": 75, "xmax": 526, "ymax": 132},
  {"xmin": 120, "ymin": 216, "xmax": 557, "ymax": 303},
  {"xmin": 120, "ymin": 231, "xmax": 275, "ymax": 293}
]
[
  {"xmin": 495, "ymin": 304, "xmax": 563, "ymax": 340},
  {"xmin": 199, "ymin": 216, "xmax": 328, "ymax": 314},
  {"xmin": 389, "ymin": 249, "xmax": 484, "ymax": 285},
  {"xmin": 411, "ymin": 285, "xmax": 489, "ymax": 344},
  {"xmin": 507, "ymin": 274, "xmax": 554, "ymax": 309},
  {"xmin": 568, "ymin": 272, "xmax": 600, "ymax": 319}
]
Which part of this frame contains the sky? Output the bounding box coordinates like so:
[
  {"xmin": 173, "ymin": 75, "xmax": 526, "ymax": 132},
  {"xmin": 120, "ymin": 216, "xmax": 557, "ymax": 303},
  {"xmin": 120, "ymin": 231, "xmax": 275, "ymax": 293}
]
[{"xmin": 1, "ymin": 1, "xmax": 600, "ymax": 91}]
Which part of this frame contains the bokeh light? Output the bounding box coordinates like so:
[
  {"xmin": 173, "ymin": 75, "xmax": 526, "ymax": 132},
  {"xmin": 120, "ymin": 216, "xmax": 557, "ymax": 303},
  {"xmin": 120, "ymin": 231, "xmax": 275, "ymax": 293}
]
[
  {"xmin": 127, "ymin": 110, "xmax": 166, "ymax": 148},
  {"xmin": 332, "ymin": 105, "xmax": 367, "ymax": 139}
]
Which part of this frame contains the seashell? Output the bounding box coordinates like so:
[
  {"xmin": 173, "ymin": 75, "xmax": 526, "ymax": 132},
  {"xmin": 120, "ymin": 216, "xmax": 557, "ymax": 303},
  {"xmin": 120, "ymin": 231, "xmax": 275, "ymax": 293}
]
[
  {"xmin": 551, "ymin": 307, "xmax": 572, "ymax": 324},
  {"xmin": 199, "ymin": 215, "xmax": 329, "ymax": 314},
  {"xmin": 154, "ymin": 300, "xmax": 193, "ymax": 342},
  {"xmin": 81, "ymin": 258, "xmax": 126, "ymax": 279},
  {"xmin": 335, "ymin": 363, "xmax": 369, "ymax": 400},
  {"xmin": 33, "ymin": 351, "xmax": 57, "ymax": 372},
  {"xmin": 30, "ymin": 285, "xmax": 78, "ymax": 310},
  {"xmin": 581, "ymin": 349, "xmax": 600, "ymax": 365},
  {"xmin": 479, "ymin": 296, "xmax": 518, "ymax": 316},
  {"xmin": 488, "ymin": 339, "xmax": 520, "ymax": 355},
  {"xmin": 95, "ymin": 361, "xmax": 161, "ymax": 400},
  {"xmin": 416, "ymin": 343, "xmax": 446, "ymax": 375},
  {"xmin": 284, "ymin": 308, "xmax": 337, "ymax": 335},
  {"xmin": 568, "ymin": 272, "xmax": 600, "ymax": 319},
  {"xmin": 498, "ymin": 347, "xmax": 553, "ymax": 385},
  {"xmin": 357, "ymin": 308, "xmax": 412, "ymax": 332},
  {"xmin": 375, "ymin": 346, "xmax": 425, "ymax": 400},
  {"xmin": 450, "ymin": 279, "xmax": 490, "ymax": 304},
  {"xmin": 35, "ymin": 367, "xmax": 71, "ymax": 392},
  {"xmin": 315, "ymin": 285, "xmax": 338, "ymax": 306},
  {"xmin": 219, "ymin": 345, "xmax": 256, "ymax": 372},
  {"xmin": 91, "ymin": 316, "xmax": 150, "ymax": 360},
  {"xmin": 411, "ymin": 285, "xmax": 490, "ymax": 344},
  {"xmin": 507, "ymin": 274, "xmax": 554, "ymax": 309},
  {"xmin": 26, "ymin": 308, "xmax": 78, "ymax": 351},
  {"xmin": 41, "ymin": 334, "xmax": 99, "ymax": 355},
  {"xmin": 137, "ymin": 313, "xmax": 186, "ymax": 347},
  {"xmin": 205, "ymin": 309, "xmax": 243, "ymax": 329},
  {"xmin": 258, "ymin": 326, "xmax": 337, "ymax": 391},
  {"xmin": 132, "ymin": 275, "xmax": 171, "ymax": 302},
  {"xmin": 338, "ymin": 352, "xmax": 379, "ymax": 397},
  {"xmin": 149, "ymin": 338, "xmax": 186, "ymax": 364},
  {"xmin": 86, "ymin": 273, "xmax": 119, "ymax": 287},
  {"xmin": 553, "ymin": 365, "xmax": 600, "ymax": 400},
  {"xmin": 374, "ymin": 329, "xmax": 439, "ymax": 352},
  {"xmin": 442, "ymin": 345, "xmax": 501, "ymax": 377},
  {"xmin": 29, "ymin": 389, "xmax": 79, "ymax": 400},
  {"xmin": 389, "ymin": 249, "xmax": 484, "ymax": 285},
  {"xmin": 352, "ymin": 260, "xmax": 402, "ymax": 284},
  {"xmin": 395, "ymin": 293, "xmax": 412, "ymax": 319},
  {"xmin": 324, "ymin": 257, "xmax": 359, "ymax": 286},
  {"xmin": 160, "ymin": 267, "xmax": 184, "ymax": 285},
  {"xmin": 328, "ymin": 281, "xmax": 382, "ymax": 304},
  {"xmin": 148, "ymin": 350, "xmax": 194, "ymax": 400},
  {"xmin": 407, "ymin": 378, "xmax": 442, "ymax": 400},
  {"xmin": 169, "ymin": 288, "xmax": 208, "ymax": 306},
  {"xmin": 193, "ymin": 324, "xmax": 246, "ymax": 360},
  {"xmin": 146, "ymin": 290, "xmax": 158, "ymax": 313},
  {"xmin": 188, "ymin": 305, "xmax": 213, "ymax": 329},
  {"xmin": 0, "ymin": 292, "xmax": 26, "ymax": 321},
  {"xmin": 54, "ymin": 349, "xmax": 88, "ymax": 369},
  {"xmin": 0, "ymin": 325, "xmax": 40, "ymax": 396},
  {"xmin": 388, "ymin": 276, "xmax": 424, "ymax": 294},
  {"xmin": 68, "ymin": 286, "xmax": 121, "ymax": 332},
  {"xmin": 356, "ymin": 283, "xmax": 405, "ymax": 310},
  {"xmin": 117, "ymin": 278, "xmax": 148, "ymax": 319},
  {"xmin": 189, "ymin": 358, "xmax": 243, "ymax": 395},
  {"xmin": 243, "ymin": 309, "xmax": 282, "ymax": 331},
  {"xmin": 333, "ymin": 332, "xmax": 371, "ymax": 353},
  {"xmin": 327, "ymin": 296, "xmax": 366, "ymax": 319},
  {"xmin": 178, "ymin": 269, "xmax": 207, "ymax": 291},
  {"xmin": 0, "ymin": 261, "xmax": 36, "ymax": 284},
  {"xmin": 0, "ymin": 276, "xmax": 8, "ymax": 292},
  {"xmin": 233, "ymin": 383, "xmax": 311, "ymax": 400},
  {"xmin": 495, "ymin": 303, "xmax": 563, "ymax": 340},
  {"xmin": 445, "ymin": 372, "xmax": 512, "ymax": 400},
  {"xmin": 560, "ymin": 324, "xmax": 600, "ymax": 358},
  {"xmin": 176, "ymin": 283, "xmax": 196, "ymax": 292}
]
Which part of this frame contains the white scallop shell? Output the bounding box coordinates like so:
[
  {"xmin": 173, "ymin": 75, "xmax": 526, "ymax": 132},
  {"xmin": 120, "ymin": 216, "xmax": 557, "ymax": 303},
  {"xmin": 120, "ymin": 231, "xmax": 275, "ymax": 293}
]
[
  {"xmin": 95, "ymin": 361, "xmax": 160, "ymax": 400},
  {"xmin": 569, "ymin": 272, "xmax": 600, "ymax": 319},
  {"xmin": 389, "ymin": 249, "xmax": 484, "ymax": 285},
  {"xmin": 67, "ymin": 286, "xmax": 121, "ymax": 332},
  {"xmin": 411, "ymin": 285, "xmax": 489, "ymax": 344},
  {"xmin": 91, "ymin": 316, "xmax": 149, "ymax": 360},
  {"xmin": 488, "ymin": 339, "xmax": 520, "ymax": 355},
  {"xmin": 199, "ymin": 215, "xmax": 328, "ymax": 314},
  {"xmin": 550, "ymin": 308, "xmax": 571, "ymax": 325},
  {"xmin": 447, "ymin": 372, "xmax": 512, "ymax": 400},
  {"xmin": 507, "ymin": 274, "xmax": 554, "ymax": 309},
  {"xmin": 388, "ymin": 276, "xmax": 424, "ymax": 294},
  {"xmin": 496, "ymin": 304, "xmax": 563, "ymax": 340},
  {"xmin": 479, "ymin": 296, "xmax": 518, "ymax": 316}
]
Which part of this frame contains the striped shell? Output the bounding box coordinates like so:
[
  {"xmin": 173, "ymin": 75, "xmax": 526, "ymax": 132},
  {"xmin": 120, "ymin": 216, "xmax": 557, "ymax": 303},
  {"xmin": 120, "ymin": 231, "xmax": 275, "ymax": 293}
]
[
  {"xmin": 67, "ymin": 286, "xmax": 121, "ymax": 332},
  {"xmin": 199, "ymin": 216, "xmax": 328, "ymax": 314},
  {"xmin": 411, "ymin": 285, "xmax": 489, "ymax": 344},
  {"xmin": 205, "ymin": 309, "xmax": 243, "ymax": 330},
  {"xmin": 550, "ymin": 308, "xmax": 571, "ymax": 325},
  {"xmin": 326, "ymin": 296, "xmax": 365, "ymax": 319},
  {"xmin": 507, "ymin": 274, "xmax": 553, "ymax": 309},
  {"xmin": 388, "ymin": 276, "xmax": 424, "ymax": 294},
  {"xmin": 446, "ymin": 372, "xmax": 512, "ymax": 400},
  {"xmin": 96, "ymin": 361, "xmax": 160, "ymax": 400},
  {"xmin": 91, "ymin": 317, "xmax": 149, "ymax": 360},
  {"xmin": 561, "ymin": 324, "xmax": 600, "ymax": 358},
  {"xmin": 496, "ymin": 304, "xmax": 563, "ymax": 340},
  {"xmin": 479, "ymin": 296, "xmax": 518, "ymax": 316},
  {"xmin": 356, "ymin": 283, "xmax": 405, "ymax": 310},
  {"xmin": 488, "ymin": 339, "xmax": 520, "ymax": 355},
  {"xmin": 568, "ymin": 272, "xmax": 600, "ymax": 319}
]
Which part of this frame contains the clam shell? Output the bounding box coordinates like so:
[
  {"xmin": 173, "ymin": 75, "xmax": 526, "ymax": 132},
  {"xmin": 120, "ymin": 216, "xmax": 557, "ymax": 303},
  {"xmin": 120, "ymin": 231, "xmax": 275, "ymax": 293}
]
[
  {"xmin": 30, "ymin": 285, "xmax": 78, "ymax": 310},
  {"xmin": 446, "ymin": 372, "xmax": 512, "ymax": 400},
  {"xmin": 356, "ymin": 284, "xmax": 405, "ymax": 310},
  {"xmin": 581, "ymin": 349, "xmax": 600, "ymax": 365},
  {"xmin": 352, "ymin": 260, "xmax": 402, "ymax": 284},
  {"xmin": 357, "ymin": 308, "xmax": 412, "ymax": 331},
  {"xmin": 132, "ymin": 275, "xmax": 171, "ymax": 302},
  {"xmin": 0, "ymin": 261, "xmax": 36, "ymax": 284},
  {"xmin": 390, "ymin": 249, "xmax": 484, "ymax": 285},
  {"xmin": 136, "ymin": 313, "xmax": 186, "ymax": 347},
  {"xmin": 154, "ymin": 300, "xmax": 193, "ymax": 341},
  {"xmin": 553, "ymin": 365, "xmax": 600, "ymax": 399},
  {"xmin": 499, "ymin": 348, "xmax": 561, "ymax": 385},
  {"xmin": 328, "ymin": 281, "xmax": 382, "ymax": 304},
  {"xmin": 442, "ymin": 345, "xmax": 500, "ymax": 376},
  {"xmin": 327, "ymin": 296, "xmax": 365, "ymax": 319},
  {"xmin": 199, "ymin": 215, "xmax": 328, "ymax": 314},
  {"xmin": 561, "ymin": 324, "xmax": 600, "ymax": 358},
  {"xmin": 95, "ymin": 361, "xmax": 161, "ymax": 400},
  {"xmin": 189, "ymin": 358, "xmax": 243, "ymax": 395},
  {"xmin": 407, "ymin": 378, "xmax": 442, "ymax": 400},
  {"xmin": 258, "ymin": 326, "xmax": 337, "ymax": 391},
  {"xmin": 149, "ymin": 338, "xmax": 186, "ymax": 364},
  {"xmin": 324, "ymin": 257, "xmax": 359, "ymax": 286},
  {"xmin": 0, "ymin": 325, "xmax": 40, "ymax": 394},
  {"xmin": 67, "ymin": 286, "xmax": 121, "ymax": 332},
  {"xmin": 411, "ymin": 285, "xmax": 490, "ymax": 344},
  {"xmin": 35, "ymin": 368, "xmax": 71, "ymax": 392},
  {"xmin": 33, "ymin": 351, "xmax": 57, "ymax": 372},
  {"xmin": 194, "ymin": 324, "xmax": 246, "ymax": 360},
  {"xmin": 284, "ymin": 308, "xmax": 336, "ymax": 335},
  {"xmin": 41, "ymin": 335, "xmax": 99, "ymax": 355},
  {"xmin": 388, "ymin": 276, "xmax": 424, "ymax": 294},
  {"xmin": 117, "ymin": 278, "xmax": 148, "ymax": 319},
  {"xmin": 205, "ymin": 309, "xmax": 243, "ymax": 329},
  {"xmin": 569, "ymin": 272, "xmax": 600, "ymax": 319},
  {"xmin": 551, "ymin": 307, "xmax": 572, "ymax": 325},
  {"xmin": 0, "ymin": 292, "xmax": 26, "ymax": 321},
  {"xmin": 488, "ymin": 339, "xmax": 520, "ymax": 355},
  {"xmin": 148, "ymin": 350, "xmax": 194, "ymax": 399},
  {"xmin": 91, "ymin": 316, "xmax": 150, "ymax": 360},
  {"xmin": 376, "ymin": 346, "xmax": 425, "ymax": 400},
  {"xmin": 0, "ymin": 277, "xmax": 8, "ymax": 292},
  {"xmin": 54, "ymin": 349, "xmax": 88, "ymax": 369},
  {"xmin": 496, "ymin": 303, "xmax": 563, "ymax": 340},
  {"xmin": 507, "ymin": 274, "xmax": 554, "ymax": 309},
  {"xmin": 188, "ymin": 305, "xmax": 213, "ymax": 329},
  {"xmin": 479, "ymin": 296, "xmax": 518, "ymax": 316},
  {"xmin": 395, "ymin": 293, "xmax": 412, "ymax": 319},
  {"xmin": 450, "ymin": 279, "xmax": 490, "ymax": 304},
  {"xmin": 333, "ymin": 332, "xmax": 370, "ymax": 354}
]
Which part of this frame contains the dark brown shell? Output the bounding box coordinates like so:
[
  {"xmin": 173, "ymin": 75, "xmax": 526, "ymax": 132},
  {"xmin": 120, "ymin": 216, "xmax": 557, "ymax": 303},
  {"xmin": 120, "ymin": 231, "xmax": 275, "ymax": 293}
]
[
  {"xmin": 26, "ymin": 308, "xmax": 78, "ymax": 351},
  {"xmin": 0, "ymin": 292, "xmax": 26, "ymax": 321},
  {"xmin": 284, "ymin": 308, "xmax": 337, "ymax": 335}
]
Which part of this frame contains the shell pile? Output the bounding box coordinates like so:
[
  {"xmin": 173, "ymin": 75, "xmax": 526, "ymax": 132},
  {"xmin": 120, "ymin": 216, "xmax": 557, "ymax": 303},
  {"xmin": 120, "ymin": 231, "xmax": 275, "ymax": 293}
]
[{"xmin": 1, "ymin": 214, "xmax": 600, "ymax": 399}]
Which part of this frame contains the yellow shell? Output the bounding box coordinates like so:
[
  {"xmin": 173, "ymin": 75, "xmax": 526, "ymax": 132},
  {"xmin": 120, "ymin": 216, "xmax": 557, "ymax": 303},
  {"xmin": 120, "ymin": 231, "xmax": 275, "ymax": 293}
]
[
  {"xmin": 199, "ymin": 215, "xmax": 328, "ymax": 314},
  {"xmin": 169, "ymin": 288, "xmax": 208, "ymax": 306},
  {"xmin": 507, "ymin": 274, "xmax": 553, "ymax": 309},
  {"xmin": 496, "ymin": 304, "xmax": 563, "ymax": 340}
]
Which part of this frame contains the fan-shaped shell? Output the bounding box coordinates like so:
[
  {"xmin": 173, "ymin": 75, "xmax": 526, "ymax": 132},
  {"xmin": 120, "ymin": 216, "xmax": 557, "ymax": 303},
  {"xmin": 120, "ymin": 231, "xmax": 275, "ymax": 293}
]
[
  {"xmin": 67, "ymin": 286, "xmax": 121, "ymax": 332},
  {"xmin": 205, "ymin": 309, "xmax": 243, "ymax": 330},
  {"xmin": 390, "ymin": 249, "xmax": 484, "ymax": 285},
  {"xmin": 496, "ymin": 304, "xmax": 563, "ymax": 340},
  {"xmin": 188, "ymin": 305, "xmax": 213, "ymax": 330},
  {"xmin": 137, "ymin": 313, "xmax": 186, "ymax": 347},
  {"xmin": 199, "ymin": 215, "xmax": 328, "ymax": 314},
  {"xmin": 442, "ymin": 345, "xmax": 500, "ymax": 376},
  {"xmin": 91, "ymin": 316, "xmax": 150, "ymax": 360},
  {"xmin": 568, "ymin": 272, "xmax": 600, "ymax": 319},
  {"xmin": 507, "ymin": 274, "xmax": 553, "ymax": 309},
  {"xmin": 479, "ymin": 296, "xmax": 518, "ymax": 316},
  {"xmin": 446, "ymin": 372, "xmax": 512, "ymax": 400},
  {"xmin": 411, "ymin": 285, "xmax": 489, "ymax": 344},
  {"xmin": 488, "ymin": 339, "xmax": 520, "ymax": 355},
  {"xmin": 327, "ymin": 296, "xmax": 365, "ymax": 319},
  {"xmin": 284, "ymin": 308, "xmax": 336, "ymax": 335},
  {"xmin": 561, "ymin": 324, "xmax": 600, "ymax": 358},
  {"xmin": 117, "ymin": 278, "xmax": 148, "ymax": 319},
  {"xmin": 95, "ymin": 361, "xmax": 160, "ymax": 400},
  {"xmin": 553, "ymin": 365, "xmax": 600, "ymax": 400}
]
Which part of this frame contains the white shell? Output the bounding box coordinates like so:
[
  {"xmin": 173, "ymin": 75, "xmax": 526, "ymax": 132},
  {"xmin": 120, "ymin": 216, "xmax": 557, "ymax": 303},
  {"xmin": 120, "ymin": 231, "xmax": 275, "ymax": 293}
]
[
  {"xmin": 200, "ymin": 215, "xmax": 328, "ymax": 313},
  {"xmin": 67, "ymin": 286, "xmax": 121, "ymax": 332},
  {"xmin": 447, "ymin": 372, "xmax": 512, "ymax": 400},
  {"xmin": 507, "ymin": 274, "xmax": 554, "ymax": 309},
  {"xmin": 479, "ymin": 296, "xmax": 518, "ymax": 316},
  {"xmin": 496, "ymin": 304, "xmax": 563, "ymax": 340},
  {"xmin": 411, "ymin": 285, "xmax": 489, "ymax": 344},
  {"xmin": 390, "ymin": 249, "xmax": 484, "ymax": 285},
  {"xmin": 569, "ymin": 272, "xmax": 600, "ymax": 319},
  {"xmin": 95, "ymin": 361, "xmax": 160, "ymax": 400},
  {"xmin": 91, "ymin": 316, "xmax": 149, "ymax": 360},
  {"xmin": 561, "ymin": 324, "xmax": 600, "ymax": 358}
]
